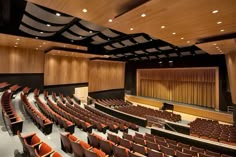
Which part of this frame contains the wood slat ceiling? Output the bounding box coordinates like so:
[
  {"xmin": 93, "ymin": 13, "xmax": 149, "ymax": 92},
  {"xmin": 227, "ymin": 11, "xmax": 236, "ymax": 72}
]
[
  {"xmin": 47, "ymin": 50, "xmax": 106, "ymax": 59},
  {"xmin": 0, "ymin": 33, "xmax": 87, "ymax": 51},
  {"xmin": 196, "ymin": 39, "xmax": 236, "ymax": 55},
  {"xmin": 29, "ymin": 0, "xmax": 236, "ymax": 48}
]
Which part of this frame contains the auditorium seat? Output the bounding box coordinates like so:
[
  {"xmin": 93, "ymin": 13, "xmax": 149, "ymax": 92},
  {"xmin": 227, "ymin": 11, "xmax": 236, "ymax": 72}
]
[
  {"xmin": 176, "ymin": 150, "xmax": 192, "ymax": 157},
  {"xmin": 60, "ymin": 132, "xmax": 75, "ymax": 153},
  {"xmin": 113, "ymin": 145, "xmax": 129, "ymax": 157},
  {"xmin": 191, "ymin": 146, "xmax": 205, "ymax": 154},
  {"xmin": 107, "ymin": 133, "xmax": 120, "ymax": 145},
  {"xmin": 182, "ymin": 148, "xmax": 198, "ymax": 156},
  {"xmin": 123, "ymin": 132, "xmax": 134, "ymax": 141},
  {"xmin": 99, "ymin": 139, "xmax": 114, "ymax": 155},
  {"xmin": 119, "ymin": 138, "xmax": 133, "ymax": 150},
  {"xmin": 87, "ymin": 133, "xmax": 101, "ymax": 148},
  {"xmin": 50, "ymin": 151, "xmax": 62, "ymax": 157},
  {"xmin": 160, "ymin": 145, "xmax": 175, "ymax": 156},
  {"xmin": 199, "ymin": 153, "xmax": 214, "ymax": 157},
  {"xmin": 168, "ymin": 143, "xmax": 182, "ymax": 152},
  {"xmin": 145, "ymin": 136, "xmax": 155, "ymax": 143},
  {"xmin": 177, "ymin": 142, "xmax": 190, "ymax": 149},
  {"xmin": 71, "ymin": 140, "xmax": 91, "ymax": 157},
  {"xmin": 134, "ymin": 136, "xmax": 146, "ymax": 146},
  {"xmin": 132, "ymin": 143, "xmax": 147, "ymax": 155},
  {"xmin": 129, "ymin": 151, "xmax": 146, "ymax": 157},
  {"xmin": 147, "ymin": 148, "xmax": 163, "ymax": 157},
  {"xmin": 205, "ymin": 150, "xmax": 221, "ymax": 157},
  {"xmin": 146, "ymin": 140, "xmax": 159, "ymax": 151},
  {"xmin": 17, "ymin": 131, "xmax": 41, "ymax": 155},
  {"xmin": 34, "ymin": 142, "xmax": 54, "ymax": 157}
]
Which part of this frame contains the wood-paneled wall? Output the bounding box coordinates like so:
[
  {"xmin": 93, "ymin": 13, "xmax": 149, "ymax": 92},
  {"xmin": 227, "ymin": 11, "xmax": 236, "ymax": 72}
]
[
  {"xmin": 225, "ymin": 51, "xmax": 236, "ymax": 104},
  {"xmin": 0, "ymin": 46, "xmax": 44, "ymax": 73},
  {"xmin": 137, "ymin": 67, "xmax": 219, "ymax": 109},
  {"xmin": 44, "ymin": 54, "xmax": 88, "ymax": 85},
  {"xmin": 88, "ymin": 60, "xmax": 125, "ymax": 92}
]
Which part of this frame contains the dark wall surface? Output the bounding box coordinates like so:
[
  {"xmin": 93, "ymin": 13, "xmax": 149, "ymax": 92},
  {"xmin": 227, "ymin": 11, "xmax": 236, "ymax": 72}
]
[
  {"xmin": 0, "ymin": 73, "xmax": 44, "ymax": 90},
  {"xmin": 89, "ymin": 89, "xmax": 125, "ymax": 99},
  {"xmin": 125, "ymin": 54, "xmax": 231, "ymax": 111}
]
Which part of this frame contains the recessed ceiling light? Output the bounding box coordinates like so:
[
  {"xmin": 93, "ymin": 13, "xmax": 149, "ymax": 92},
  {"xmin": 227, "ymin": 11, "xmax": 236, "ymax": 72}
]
[
  {"xmin": 16, "ymin": 38, "xmax": 20, "ymax": 41},
  {"xmin": 150, "ymin": 39, "xmax": 152, "ymax": 41},
  {"xmin": 71, "ymin": 40, "xmax": 74, "ymax": 42},
  {"xmin": 217, "ymin": 21, "xmax": 222, "ymax": 24},
  {"xmin": 79, "ymin": 36, "xmax": 82, "ymax": 38},
  {"xmin": 56, "ymin": 13, "xmax": 61, "ymax": 16},
  {"xmin": 186, "ymin": 41, "xmax": 190, "ymax": 43},
  {"xmin": 63, "ymin": 45, "xmax": 66, "ymax": 47},
  {"xmin": 40, "ymin": 32, "xmax": 44, "ymax": 34},
  {"xmin": 141, "ymin": 13, "xmax": 146, "ymax": 17},
  {"xmin": 181, "ymin": 37, "xmax": 184, "ymax": 40},
  {"xmin": 82, "ymin": 9, "xmax": 87, "ymax": 13},
  {"xmin": 15, "ymin": 42, "xmax": 18, "ymax": 44},
  {"xmin": 43, "ymin": 42, "xmax": 46, "ymax": 45},
  {"xmin": 46, "ymin": 24, "xmax": 51, "ymax": 27},
  {"xmin": 130, "ymin": 28, "xmax": 134, "ymax": 31},
  {"xmin": 172, "ymin": 32, "xmax": 176, "ymax": 35},
  {"xmin": 169, "ymin": 60, "xmax": 173, "ymax": 63},
  {"xmin": 212, "ymin": 10, "xmax": 219, "ymax": 14},
  {"xmin": 220, "ymin": 29, "xmax": 224, "ymax": 32},
  {"xmin": 35, "ymin": 37, "xmax": 38, "ymax": 39},
  {"xmin": 39, "ymin": 45, "xmax": 42, "ymax": 47},
  {"xmin": 14, "ymin": 45, "xmax": 17, "ymax": 47},
  {"xmin": 108, "ymin": 19, "xmax": 113, "ymax": 22},
  {"xmin": 161, "ymin": 25, "xmax": 165, "ymax": 29},
  {"xmin": 212, "ymin": 43, "xmax": 217, "ymax": 45},
  {"xmin": 89, "ymin": 31, "xmax": 93, "ymax": 33},
  {"xmin": 159, "ymin": 61, "xmax": 162, "ymax": 64},
  {"xmin": 35, "ymin": 48, "xmax": 38, "ymax": 50}
]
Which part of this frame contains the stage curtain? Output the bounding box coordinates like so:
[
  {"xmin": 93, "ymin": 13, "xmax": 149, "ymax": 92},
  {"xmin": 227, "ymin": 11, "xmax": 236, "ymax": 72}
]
[{"xmin": 137, "ymin": 68, "xmax": 217, "ymax": 108}]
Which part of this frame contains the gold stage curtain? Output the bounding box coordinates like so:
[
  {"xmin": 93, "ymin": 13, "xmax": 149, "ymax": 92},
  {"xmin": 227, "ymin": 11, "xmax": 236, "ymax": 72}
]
[{"xmin": 137, "ymin": 68, "xmax": 217, "ymax": 108}]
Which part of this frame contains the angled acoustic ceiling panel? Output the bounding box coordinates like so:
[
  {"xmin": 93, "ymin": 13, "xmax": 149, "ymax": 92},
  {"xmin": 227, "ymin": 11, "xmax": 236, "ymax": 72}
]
[
  {"xmin": 121, "ymin": 39, "xmax": 135, "ymax": 46},
  {"xmin": 91, "ymin": 35, "xmax": 108, "ymax": 44},
  {"xmin": 69, "ymin": 25, "xmax": 95, "ymax": 36},
  {"xmin": 134, "ymin": 35, "xmax": 149, "ymax": 43},
  {"xmin": 19, "ymin": 25, "xmax": 56, "ymax": 37},
  {"xmin": 101, "ymin": 29, "xmax": 120, "ymax": 38},
  {"xmin": 104, "ymin": 45, "xmax": 116, "ymax": 50},
  {"xmin": 79, "ymin": 20, "xmax": 105, "ymax": 31},
  {"xmin": 62, "ymin": 31, "xmax": 85, "ymax": 40}
]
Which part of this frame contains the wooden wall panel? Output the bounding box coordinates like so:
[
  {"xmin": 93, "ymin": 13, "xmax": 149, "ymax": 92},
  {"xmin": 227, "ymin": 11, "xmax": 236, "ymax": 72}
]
[
  {"xmin": 137, "ymin": 67, "xmax": 219, "ymax": 109},
  {"xmin": 225, "ymin": 51, "xmax": 236, "ymax": 104},
  {"xmin": 0, "ymin": 46, "xmax": 44, "ymax": 73},
  {"xmin": 44, "ymin": 54, "xmax": 88, "ymax": 85},
  {"xmin": 88, "ymin": 60, "xmax": 125, "ymax": 92}
]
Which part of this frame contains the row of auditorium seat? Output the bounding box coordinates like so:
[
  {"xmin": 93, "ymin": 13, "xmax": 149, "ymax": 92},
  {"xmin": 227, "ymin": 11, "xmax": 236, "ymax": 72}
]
[
  {"xmin": 116, "ymin": 105, "xmax": 181, "ymax": 122},
  {"xmin": 34, "ymin": 89, "xmax": 75, "ymax": 134},
  {"xmin": 18, "ymin": 131, "xmax": 62, "ymax": 157},
  {"xmin": 20, "ymin": 93, "xmax": 53, "ymax": 134},
  {"xmin": 189, "ymin": 118, "xmax": 236, "ymax": 145},
  {"xmin": 60, "ymin": 132, "xmax": 107, "ymax": 157},
  {"xmin": 9, "ymin": 84, "xmax": 21, "ymax": 93},
  {"xmin": 108, "ymin": 132, "xmax": 232, "ymax": 157},
  {"xmin": 1, "ymin": 90, "xmax": 23, "ymax": 135},
  {"xmin": 96, "ymin": 99, "xmax": 130, "ymax": 108},
  {"xmin": 85, "ymin": 105, "xmax": 139, "ymax": 131},
  {"xmin": 22, "ymin": 86, "xmax": 31, "ymax": 95},
  {"xmin": 0, "ymin": 82, "xmax": 10, "ymax": 91}
]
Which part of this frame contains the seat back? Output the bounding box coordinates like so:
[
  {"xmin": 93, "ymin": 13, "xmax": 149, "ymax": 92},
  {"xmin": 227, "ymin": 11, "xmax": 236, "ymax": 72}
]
[
  {"xmin": 50, "ymin": 152, "xmax": 62, "ymax": 157},
  {"xmin": 205, "ymin": 150, "xmax": 221, "ymax": 157},
  {"xmin": 132, "ymin": 143, "xmax": 147, "ymax": 155},
  {"xmin": 129, "ymin": 151, "xmax": 145, "ymax": 157},
  {"xmin": 99, "ymin": 139, "xmax": 113, "ymax": 155},
  {"xmin": 35, "ymin": 142, "xmax": 53, "ymax": 157},
  {"xmin": 107, "ymin": 133, "xmax": 120, "ymax": 144},
  {"xmin": 123, "ymin": 132, "xmax": 133, "ymax": 141},
  {"xmin": 176, "ymin": 150, "xmax": 192, "ymax": 157},
  {"xmin": 160, "ymin": 145, "xmax": 174, "ymax": 156},
  {"xmin": 84, "ymin": 149, "xmax": 99, "ymax": 157},
  {"xmin": 146, "ymin": 141, "xmax": 159, "ymax": 151},
  {"xmin": 70, "ymin": 141, "xmax": 84, "ymax": 157},
  {"xmin": 88, "ymin": 133, "xmax": 100, "ymax": 148},
  {"xmin": 113, "ymin": 145, "xmax": 129, "ymax": 157},
  {"xmin": 60, "ymin": 133, "xmax": 72, "ymax": 153},
  {"xmin": 147, "ymin": 148, "xmax": 163, "ymax": 157}
]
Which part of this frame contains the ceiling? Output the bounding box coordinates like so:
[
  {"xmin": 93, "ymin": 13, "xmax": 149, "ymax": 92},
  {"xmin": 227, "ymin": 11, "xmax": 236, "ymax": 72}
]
[{"xmin": 0, "ymin": 0, "xmax": 236, "ymax": 61}]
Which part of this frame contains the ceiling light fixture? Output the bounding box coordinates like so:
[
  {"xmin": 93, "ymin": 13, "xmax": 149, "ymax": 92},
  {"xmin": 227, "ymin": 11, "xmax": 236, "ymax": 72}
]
[
  {"xmin": 56, "ymin": 13, "xmax": 61, "ymax": 16},
  {"xmin": 161, "ymin": 25, "xmax": 165, "ymax": 29},
  {"xmin": 82, "ymin": 9, "xmax": 87, "ymax": 13},
  {"xmin": 141, "ymin": 13, "xmax": 146, "ymax": 17},
  {"xmin": 108, "ymin": 19, "xmax": 113, "ymax": 22},
  {"xmin": 169, "ymin": 60, "xmax": 173, "ymax": 63},
  {"xmin": 220, "ymin": 29, "xmax": 224, "ymax": 32},
  {"xmin": 46, "ymin": 24, "xmax": 51, "ymax": 27},
  {"xmin": 35, "ymin": 48, "xmax": 38, "ymax": 50},
  {"xmin": 172, "ymin": 32, "xmax": 176, "ymax": 35},
  {"xmin": 39, "ymin": 45, "xmax": 42, "ymax": 47},
  {"xmin": 217, "ymin": 21, "xmax": 222, "ymax": 24},
  {"xmin": 40, "ymin": 32, "xmax": 44, "ymax": 34},
  {"xmin": 89, "ymin": 31, "xmax": 93, "ymax": 33},
  {"xmin": 16, "ymin": 38, "xmax": 20, "ymax": 41},
  {"xmin": 43, "ymin": 42, "xmax": 46, "ymax": 45},
  {"xmin": 14, "ymin": 45, "xmax": 17, "ymax": 47},
  {"xmin": 35, "ymin": 37, "xmax": 38, "ymax": 39},
  {"xmin": 181, "ymin": 37, "xmax": 184, "ymax": 40},
  {"xmin": 15, "ymin": 42, "xmax": 18, "ymax": 44},
  {"xmin": 186, "ymin": 41, "xmax": 190, "ymax": 43},
  {"xmin": 159, "ymin": 61, "xmax": 163, "ymax": 64},
  {"xmin": 213, "ymin": 43, "xmax": 217, "ymax": 45},
  {"xmin": 212, "ymin": 10, "xmax": 219, "ymax": 14},
  {"xmin": 130, "ymin": 28, "xmax": 134, "ymax": 31}
]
